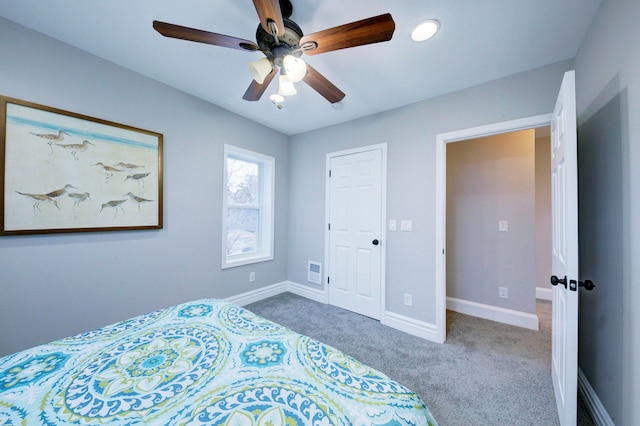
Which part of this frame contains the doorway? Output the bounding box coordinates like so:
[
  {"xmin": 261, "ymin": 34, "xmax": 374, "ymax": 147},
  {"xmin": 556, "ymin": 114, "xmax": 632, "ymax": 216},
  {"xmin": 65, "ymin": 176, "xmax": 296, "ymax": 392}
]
[
  {"xmin": 445, "ymin": 128, "xmax": 551, "ymax": 329},
  {"xmin": 434, "ymin": 114, "xmax": 552, "ymax": 343}
]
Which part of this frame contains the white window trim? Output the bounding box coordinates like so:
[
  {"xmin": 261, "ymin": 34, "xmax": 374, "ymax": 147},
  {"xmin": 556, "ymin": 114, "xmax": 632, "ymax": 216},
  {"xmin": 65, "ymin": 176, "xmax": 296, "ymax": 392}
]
[{"xmin": 222, "ymin": 144, "xmax": 275, "ymax": 269}]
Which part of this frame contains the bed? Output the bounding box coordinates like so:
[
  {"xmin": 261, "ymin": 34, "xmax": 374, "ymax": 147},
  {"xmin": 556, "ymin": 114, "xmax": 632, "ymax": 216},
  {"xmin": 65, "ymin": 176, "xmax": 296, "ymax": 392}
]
[{"xmin": 0, "ymin": 298, "xmax": 437, "ymax": 425}]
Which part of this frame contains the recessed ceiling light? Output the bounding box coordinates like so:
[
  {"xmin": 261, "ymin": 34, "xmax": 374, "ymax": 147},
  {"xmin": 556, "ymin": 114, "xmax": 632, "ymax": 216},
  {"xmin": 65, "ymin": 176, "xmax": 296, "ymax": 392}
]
[{"xmin": 411, "ymin": 20, "xmax": 440, "ymax": 42}]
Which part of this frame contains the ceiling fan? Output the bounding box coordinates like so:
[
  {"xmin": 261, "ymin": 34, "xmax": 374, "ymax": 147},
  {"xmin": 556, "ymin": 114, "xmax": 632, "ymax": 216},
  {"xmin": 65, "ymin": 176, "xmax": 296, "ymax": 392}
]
[{"xmin": 153, "ymin": 0, "xmax": 395, "ymax": 105}]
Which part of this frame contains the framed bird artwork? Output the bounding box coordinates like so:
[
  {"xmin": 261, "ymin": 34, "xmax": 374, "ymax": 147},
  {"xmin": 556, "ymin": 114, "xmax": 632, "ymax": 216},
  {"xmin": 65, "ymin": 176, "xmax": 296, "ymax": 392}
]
[{"xmin": 0, "ymin": 96, "xmax": 163, "ymax": 235}]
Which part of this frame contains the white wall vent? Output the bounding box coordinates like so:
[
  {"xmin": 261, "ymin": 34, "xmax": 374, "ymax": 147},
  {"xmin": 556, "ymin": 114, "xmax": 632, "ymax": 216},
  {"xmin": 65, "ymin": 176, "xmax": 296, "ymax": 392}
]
[{"xmin": 307, "ymin": 261, "xmax": 322, "ymax": 285}]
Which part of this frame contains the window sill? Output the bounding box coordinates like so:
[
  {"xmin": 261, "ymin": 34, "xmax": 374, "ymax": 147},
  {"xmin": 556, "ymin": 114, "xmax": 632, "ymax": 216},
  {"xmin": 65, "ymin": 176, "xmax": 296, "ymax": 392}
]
[{"xmin": 222, "ymin": 254, "xmax": 273, "ymax": 269}]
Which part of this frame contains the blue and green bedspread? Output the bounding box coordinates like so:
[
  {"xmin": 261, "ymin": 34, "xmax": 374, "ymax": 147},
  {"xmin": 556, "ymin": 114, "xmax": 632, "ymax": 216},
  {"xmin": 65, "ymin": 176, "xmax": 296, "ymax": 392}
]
[{"xmin": 0, "ymin": 299, "xmax": 437, "ymax": 425}]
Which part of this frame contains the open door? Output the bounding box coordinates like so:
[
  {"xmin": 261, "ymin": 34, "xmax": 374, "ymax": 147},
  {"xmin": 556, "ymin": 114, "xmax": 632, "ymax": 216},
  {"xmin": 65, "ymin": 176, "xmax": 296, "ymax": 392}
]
[{"xmin": 550, "ymin": 70, "xmax": 579, "ymax": 425}]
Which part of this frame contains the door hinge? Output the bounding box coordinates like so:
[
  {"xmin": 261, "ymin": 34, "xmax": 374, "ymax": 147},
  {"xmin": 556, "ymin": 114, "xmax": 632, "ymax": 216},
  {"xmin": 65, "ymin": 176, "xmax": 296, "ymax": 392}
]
[
  {"xmin": 327, "ymin": 276, "xmax": 330, "ymax": 284},
  {"xmin": 328, "ymin": 223, "xmax": 331, "ymax": 231},
  {"xmin": 329, "ymin": 169, "xmax": 331, "ymax": 177}
]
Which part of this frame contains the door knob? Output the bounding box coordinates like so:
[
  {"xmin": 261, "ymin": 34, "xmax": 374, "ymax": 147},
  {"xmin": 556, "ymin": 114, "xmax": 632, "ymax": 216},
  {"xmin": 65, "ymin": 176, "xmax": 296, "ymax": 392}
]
[
  {"xmin": 372, "ymin": 239, "xmax": 379, "ymax": 246},
  {"xmin": 551, "ymin": 275, "xmax": 595, "ymax": 291},
  {"xmin": 580, "ymin": 280, "xmax": 596, "ymax": 291},
  {"xmin": 550, "ymin": 275, "xmax": 567, "ymax": 288},
  {"xmin": 571, "ymin": 279, "xmax": 596, "ymax": 291}
]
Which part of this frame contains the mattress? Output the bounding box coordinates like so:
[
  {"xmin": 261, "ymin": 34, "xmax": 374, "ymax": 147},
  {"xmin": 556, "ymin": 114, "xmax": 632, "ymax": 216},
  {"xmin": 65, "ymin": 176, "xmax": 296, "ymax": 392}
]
[{"xmin": 0, "ymin": 298, "xmax": 437, "ymax": 425}]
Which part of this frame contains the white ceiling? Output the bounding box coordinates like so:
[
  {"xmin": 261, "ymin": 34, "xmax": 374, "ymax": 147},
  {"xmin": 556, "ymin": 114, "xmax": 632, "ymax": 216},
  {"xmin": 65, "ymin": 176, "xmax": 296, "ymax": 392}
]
[{"xmin": 0, "ymin": 0, "xmax": 602, "ymax": 135}]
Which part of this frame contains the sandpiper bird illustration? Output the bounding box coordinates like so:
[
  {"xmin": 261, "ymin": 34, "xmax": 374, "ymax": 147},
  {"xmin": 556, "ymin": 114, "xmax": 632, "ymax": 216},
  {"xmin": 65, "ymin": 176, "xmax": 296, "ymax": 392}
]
[
  {"xmin": 124, "ymin": 172, "xmax": 151, "ymax": 188},
  {"xmin": 124, "ymin": 192, "xmax": 153, "ymax": 212},
  {"xmin": 115, "ymin": 162, "xmax": 145, "ymax": 170},
  {"xmin": 68, "ymin": 192, "xmax": 91, "ymax": 206},
  {"xmin": 15, "ymin": 191, "xmax": 60, "ymax": 214},
  {"xmin": 46, "ymin": 184, "xmax": 77, "ymax": 199},
  {"xmin": 54, "ymin": 140, "xmax": 95, "ymax": 160},
  {"xmin": 68, "ymin": 192, "xmax": 91, "ymax": 217},
  {"xmin": 92, "ymin": 162, "xmax": 123, "ymax": 182},
  {"xmin": 29, "ymin": 130, "xmax": 69, "ymax": 152},
  {"xmin": 100, "ymin": 199, "xmax": 127, "ymax": 217}
]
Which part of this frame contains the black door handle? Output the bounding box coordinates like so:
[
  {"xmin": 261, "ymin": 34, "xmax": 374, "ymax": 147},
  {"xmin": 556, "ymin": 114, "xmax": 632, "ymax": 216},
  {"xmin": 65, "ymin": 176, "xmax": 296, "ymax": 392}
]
[
  {"xmin": 550, "ymin": 275, "xmax": 567, "ymax": 288},
  {"xmin": 581, "ymin": 280, "xmax": 596, "ymax": 291},
  {"xmin": 551, "ymin": 275, "xmax": 596, "ymax": 291},
  {"xmin": 372, "ymin": 239, "xmax": 379, "ymax": 246}
]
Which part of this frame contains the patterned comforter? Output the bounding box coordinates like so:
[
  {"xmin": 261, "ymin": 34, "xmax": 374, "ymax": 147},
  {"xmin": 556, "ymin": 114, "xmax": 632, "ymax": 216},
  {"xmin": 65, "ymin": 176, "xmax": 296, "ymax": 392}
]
[{"xmin": 0, "ymin": 299, "xmax": 437, "ymax": 425}]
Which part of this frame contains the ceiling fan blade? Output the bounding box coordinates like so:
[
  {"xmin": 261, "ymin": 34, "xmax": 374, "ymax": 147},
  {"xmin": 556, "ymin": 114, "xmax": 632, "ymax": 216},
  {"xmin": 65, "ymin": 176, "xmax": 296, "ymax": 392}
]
[
  {"xmin": 252, "ymin": 0, "xmax": 285, "ymax": 37},
  {"xmin": 153, "ymin": 21, "xmax": 258, "ymax": 51},
  {"xmin": 302, "ymin": 64, "xmax": 346, "ymax": 103},
  {"xmin": 243, "ymin": 67, "xmax": 278, "ymax": 101},
  {"xmin": 299, "ymin": 13, "xmax": 395, "ymax": 55}
]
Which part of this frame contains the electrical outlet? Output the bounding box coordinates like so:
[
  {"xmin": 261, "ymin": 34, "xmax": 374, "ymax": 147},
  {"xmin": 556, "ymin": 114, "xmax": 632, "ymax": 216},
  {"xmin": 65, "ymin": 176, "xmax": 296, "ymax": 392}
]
[
  {"xmin": 249, "ymin": 272, "xmax": 256, "ymax": 282},
  {"xmin": 499, "ymin": 287, "xmax": 508, "ymax": 298},
  {"xmin": 400, "ymin": 220, "xmax": 413, "ymax": 232},
  {"xmin": 404, "ymin": 293, "xmax": 413, "ymax": 307}
]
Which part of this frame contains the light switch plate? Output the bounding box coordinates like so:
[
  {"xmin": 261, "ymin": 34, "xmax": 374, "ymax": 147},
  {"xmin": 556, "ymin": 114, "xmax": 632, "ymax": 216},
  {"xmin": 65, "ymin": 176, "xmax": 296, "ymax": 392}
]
[
  {"xmin": 389, "ymin": 219, "xmax": 397, "ymax": 231},
  {"xmin": 498, "ymin": 220, "xmax": 508, "ymax": 232}
]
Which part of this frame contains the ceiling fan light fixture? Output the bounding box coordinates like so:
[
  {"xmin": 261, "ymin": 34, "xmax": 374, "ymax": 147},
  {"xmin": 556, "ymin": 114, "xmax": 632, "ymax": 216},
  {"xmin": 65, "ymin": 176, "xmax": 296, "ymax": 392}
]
[
  {"xmin": 283, "ymin": 55, "xmax": 307, "ymax": 83},
  {"xmin": 411, "ymin": 19, "xmax": 439, "ymax": 42},
  {"xmin": 247, "ymin": 57, "xmax": 273, "ymax": 84},
  {"xmin": 278, "ymin": 75, "xmax": 297, "ymax": 96}
]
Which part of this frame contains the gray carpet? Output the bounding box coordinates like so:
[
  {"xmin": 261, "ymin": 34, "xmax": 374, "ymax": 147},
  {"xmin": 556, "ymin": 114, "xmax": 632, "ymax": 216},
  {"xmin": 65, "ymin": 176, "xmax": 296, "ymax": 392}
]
[{"xmin": 246, "ymin": 293, "xmax": 595, "ymax": 425}]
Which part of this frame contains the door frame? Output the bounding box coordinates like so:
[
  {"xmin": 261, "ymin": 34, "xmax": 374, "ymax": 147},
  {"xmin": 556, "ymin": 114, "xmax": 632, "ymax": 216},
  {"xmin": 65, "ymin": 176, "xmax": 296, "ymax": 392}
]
[
  {"xmin": 324, "ymin": 143, "xmax": 388, "ymax": 317},
  {"xmin": 434, "ymin": 114, "xmax": 552, "ymax": 343}
]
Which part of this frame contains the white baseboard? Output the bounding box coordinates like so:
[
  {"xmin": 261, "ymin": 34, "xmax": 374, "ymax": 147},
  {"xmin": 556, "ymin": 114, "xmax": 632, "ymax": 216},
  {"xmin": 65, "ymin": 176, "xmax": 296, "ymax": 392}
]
[
  {"xmin": 447, "ymin": 297, "xmax": 539, "ymax": 330},
  {"xmin": 225, "ymin": 282, "xmax": 288, "ymax": 306},
  {"xmin": 578, "ymin": 368, "xmax": 615, "ymax": 426},
  {"xmin": 226, "ymin": 281, "xmax": 328, "ymax": 306},
  {"xmin": 381, "ymin": 311, "xmax": 440, "ymax": 343},
  {"xmin": 536, "ymin": 287, "xmax": 552, "ymax": 301},
  {"xmin": 285, "ymin": 281, "xmax": 328, "ymax": 304}
]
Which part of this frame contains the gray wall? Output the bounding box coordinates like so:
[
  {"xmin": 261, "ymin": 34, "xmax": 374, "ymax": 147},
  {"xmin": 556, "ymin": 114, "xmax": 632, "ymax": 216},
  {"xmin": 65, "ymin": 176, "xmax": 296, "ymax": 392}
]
[
  {"xmin": 0, "ymin": 18, "xmax": 289, "ymax": 356},
  {"xmin": 534, "ymin": 135, "xmax": 552, "ymax": 292},
  {"xmin": 288, "ymin": 60, "xmax": 572, "ymax": 324},
  {"xmin": 578, "ymin": 85, "xmax": 624, "ymax": 424},
  {"xmin": 573, "ymin": 0, "xmax": 640, "ymax": 423},
  {"xmin": 446, "ymin": 130, "xmax": 536, "ymax": 314}
]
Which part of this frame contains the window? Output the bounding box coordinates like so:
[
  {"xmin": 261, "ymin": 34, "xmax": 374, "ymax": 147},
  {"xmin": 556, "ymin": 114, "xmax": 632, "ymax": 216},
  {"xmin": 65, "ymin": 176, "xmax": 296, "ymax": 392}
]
[{"xmin": 222, "ymin": 145, "xmax": 274, "ymax": 268}]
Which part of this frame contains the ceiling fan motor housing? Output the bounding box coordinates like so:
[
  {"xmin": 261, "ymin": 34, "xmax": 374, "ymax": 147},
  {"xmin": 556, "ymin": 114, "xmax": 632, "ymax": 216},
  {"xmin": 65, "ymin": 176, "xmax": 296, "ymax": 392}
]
[{"xmin": 256, "ymin": 18, "xmax": 304, "ymax": 66}]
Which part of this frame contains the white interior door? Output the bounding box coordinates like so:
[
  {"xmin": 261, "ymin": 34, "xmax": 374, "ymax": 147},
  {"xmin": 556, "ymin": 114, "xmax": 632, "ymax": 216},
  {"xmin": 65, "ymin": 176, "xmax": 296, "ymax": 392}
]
[
  {"xmin": 327, "ymin": 147, "xmax": 383, "ymax": 319},
  {"xmin": 551, "ymin": 70, "xmax": 579, "ymax": 426}
]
